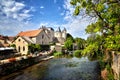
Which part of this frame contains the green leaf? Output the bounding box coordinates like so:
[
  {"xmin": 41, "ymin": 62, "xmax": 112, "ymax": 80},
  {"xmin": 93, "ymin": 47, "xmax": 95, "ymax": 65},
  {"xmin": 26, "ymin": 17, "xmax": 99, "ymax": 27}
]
[{"xmin": 74, "ymin": 6, "xmax": 80, "ymax": 15}]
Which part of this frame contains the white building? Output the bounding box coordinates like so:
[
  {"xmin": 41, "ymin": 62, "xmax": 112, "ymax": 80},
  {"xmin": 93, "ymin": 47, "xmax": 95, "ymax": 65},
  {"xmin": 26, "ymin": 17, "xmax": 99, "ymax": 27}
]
[{"xmin": 54, "ymin": 27, "xmax": 67, "ymax": 45}]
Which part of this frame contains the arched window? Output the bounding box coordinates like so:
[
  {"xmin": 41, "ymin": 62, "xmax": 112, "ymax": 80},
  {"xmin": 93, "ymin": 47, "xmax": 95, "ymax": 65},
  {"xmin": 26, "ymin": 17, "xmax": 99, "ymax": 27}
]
[
  {"xmin": 18, "ymin": 46, "xmax": 20, "ymax": 52},
  {"xmin": 23, "ymin": 46, "xmax": 25, "ymax": 51}
]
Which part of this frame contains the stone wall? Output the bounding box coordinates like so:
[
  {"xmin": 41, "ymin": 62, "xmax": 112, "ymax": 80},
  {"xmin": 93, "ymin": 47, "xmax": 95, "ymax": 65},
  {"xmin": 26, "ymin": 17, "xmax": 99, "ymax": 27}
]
[
  {"xmin": 112, "ymin": 52, "xmax": 120, "ymax": 80},
  {"xmin": 0, "ymin": 55, "xmax": 46, "ymax": 77}
]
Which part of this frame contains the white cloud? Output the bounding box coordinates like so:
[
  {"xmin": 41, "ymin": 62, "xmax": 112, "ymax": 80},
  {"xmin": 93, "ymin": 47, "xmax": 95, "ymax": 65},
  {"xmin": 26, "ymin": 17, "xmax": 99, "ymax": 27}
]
[
  {"xmin": 40, "ymin": 6, "xmax": 44, "ymax": 9},
  {"xmin": 0, "ymin": 17, "xmax": 35, "ymax": 36},
  {"xmin": 0, "ymin": 0, "xmax": 35, "ymax": 36},
  {"xmin": 23, "ymin": 9, "xmax": 31, "ymax": 14},
  {"xmin": 0, "ymin": 0, "xmax": 33, "ymax": 21},
  {"xmin": 39, "ymin": 22, "xmax": 60, "ymax": 30}
]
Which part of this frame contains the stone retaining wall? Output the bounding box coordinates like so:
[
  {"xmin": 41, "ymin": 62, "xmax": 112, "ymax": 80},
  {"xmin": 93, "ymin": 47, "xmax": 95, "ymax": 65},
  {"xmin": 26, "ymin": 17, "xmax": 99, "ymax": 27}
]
[{"xmin": 0, "ymin": 55, "xmax": 46, "ymax": 77}]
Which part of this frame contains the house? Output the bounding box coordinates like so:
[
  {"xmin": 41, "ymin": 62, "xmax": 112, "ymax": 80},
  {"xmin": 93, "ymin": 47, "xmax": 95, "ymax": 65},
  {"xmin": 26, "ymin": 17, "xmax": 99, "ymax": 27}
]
[
  {"xmin": 13, "ymin": 36, "xmax": 34, "ymax": 55},
  {"xmin": 0, "ymin": 35, "xmax": 14, "ymax": 47},
  {"xmin": 14, "ymin": 29, "xmax": 50, "ymax": 55},
  {"xmin": 17, "ymin": 29, "xmax": 50, "ymax": 45}
]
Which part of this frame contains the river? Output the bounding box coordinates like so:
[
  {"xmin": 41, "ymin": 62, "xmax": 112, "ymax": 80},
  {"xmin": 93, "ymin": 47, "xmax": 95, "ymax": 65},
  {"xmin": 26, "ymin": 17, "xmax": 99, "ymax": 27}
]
[{"xmin": 0, "ymin": 57, "xmax": 101, "ymax": 80}]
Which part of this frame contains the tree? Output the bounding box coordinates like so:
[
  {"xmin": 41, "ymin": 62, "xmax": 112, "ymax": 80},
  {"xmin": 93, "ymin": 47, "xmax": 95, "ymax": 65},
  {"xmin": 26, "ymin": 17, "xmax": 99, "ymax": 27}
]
[
  {"xmin": 64, "ymin": 38, "xmax": 73, "ymax": 51},
  {"xmin": 10, "ymin": 44, "xmax": 16, "ymax": 48},
  {"xmin": 70, "ymin": 0, "xmax": 120, "ymax": 79},
  {"xmin": 28, "ymin": 44, "xmax": 41, "ymax": 53},
  {"xmin": 74, "ymin": 37, "xmax": 86, "ymax": 50},
  {"xmin": 70, "ymin": 0, "xmax": 120, "ymax": 53},
  {"xmin": 66, "ymin": 33, "xmax": 74, "ymax": 42}
]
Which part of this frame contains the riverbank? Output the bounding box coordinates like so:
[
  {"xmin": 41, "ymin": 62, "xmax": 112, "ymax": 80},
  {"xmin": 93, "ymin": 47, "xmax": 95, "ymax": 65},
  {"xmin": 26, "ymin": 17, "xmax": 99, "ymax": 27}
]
[
  {"xmin": 0, "ymin": 57, "xmax": 101, "ymax": 80},
  {"xmin": 0, "ymin": 54, "xmax": 54, "ymax": 77}
]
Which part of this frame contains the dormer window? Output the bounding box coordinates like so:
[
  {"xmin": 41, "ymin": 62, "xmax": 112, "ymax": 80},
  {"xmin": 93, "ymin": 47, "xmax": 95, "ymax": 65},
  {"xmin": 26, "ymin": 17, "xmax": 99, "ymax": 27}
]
[{"xmin": 18, "ymin": 39, "xmax": 21, "ymax": 42}]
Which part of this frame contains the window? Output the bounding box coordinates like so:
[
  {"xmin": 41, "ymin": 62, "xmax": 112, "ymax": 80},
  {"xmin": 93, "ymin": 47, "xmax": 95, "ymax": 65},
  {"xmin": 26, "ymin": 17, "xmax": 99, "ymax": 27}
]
[
  {"xmin": 18, "ymin": 46, "xmax": 20, "ymax": 52},
  {"xmin": 23, "ymin": 46, "xmax": 25, "ymax": 51},
  {"xmin": 42, "ymin": 35, "xmax": 44, "ymax": 39},
  {"xmin": 18, "ymin": 39, "xmax": 21, "ymax": 42}
]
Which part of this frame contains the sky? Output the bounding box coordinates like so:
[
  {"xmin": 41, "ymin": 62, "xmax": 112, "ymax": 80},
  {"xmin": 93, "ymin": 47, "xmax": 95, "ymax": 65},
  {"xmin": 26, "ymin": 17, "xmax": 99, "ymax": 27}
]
[{"xmin": 0, "ymin": 0, "xmax": 91, "ymax": 39}]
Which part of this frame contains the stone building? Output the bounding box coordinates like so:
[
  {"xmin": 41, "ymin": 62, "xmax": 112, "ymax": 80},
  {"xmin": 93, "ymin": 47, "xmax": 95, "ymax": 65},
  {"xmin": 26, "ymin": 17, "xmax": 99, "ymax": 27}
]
[
  {"xmin": 14, "ymin": 29, "xmax": 50, "ymax": 55},
  {"xmin": 17, "ymin": 29, "xmax": 50, "ymax": 45},
  {"xmin": 0, "ymin": 35, "xmax": 14, "ymax": 47},
  {"xmin": 13, "ymin": 26, "xmax": 67, "ymax": 54},
  {"xmin": 13, "ymin": 36, "xmax": 34, "ymax": 55},
  {"xmin": 54, "ymin": 27, "xmax": 67, "ymax": 45}
]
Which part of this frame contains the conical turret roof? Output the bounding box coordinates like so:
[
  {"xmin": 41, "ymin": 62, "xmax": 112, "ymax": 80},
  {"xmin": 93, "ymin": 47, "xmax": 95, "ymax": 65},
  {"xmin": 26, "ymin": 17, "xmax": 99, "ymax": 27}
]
[
  {"xmin": 62, "ymin": 27, "xmax": 66, "ymax": 32},
  {"xmin": 56, "ymin": 27, "xmax": 61, "ymax": 32}
]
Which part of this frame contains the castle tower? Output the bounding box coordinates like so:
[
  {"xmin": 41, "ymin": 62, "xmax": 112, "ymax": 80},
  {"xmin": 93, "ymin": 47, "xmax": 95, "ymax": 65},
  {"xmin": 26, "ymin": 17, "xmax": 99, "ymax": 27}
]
[
  {"xmin": 54, "ymin": 27, "xmax": 62, "ymax": 38},
  {"xmin": 62, "ymin": 27, "xmax": 67, "ymax": 40}
]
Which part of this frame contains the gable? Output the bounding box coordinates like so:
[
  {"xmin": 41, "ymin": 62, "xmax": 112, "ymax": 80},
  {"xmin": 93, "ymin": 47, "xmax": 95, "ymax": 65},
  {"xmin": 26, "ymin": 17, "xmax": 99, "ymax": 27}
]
[{"xmin": 14, "ymin": 36, "xmax": 34, "ymax": 44}]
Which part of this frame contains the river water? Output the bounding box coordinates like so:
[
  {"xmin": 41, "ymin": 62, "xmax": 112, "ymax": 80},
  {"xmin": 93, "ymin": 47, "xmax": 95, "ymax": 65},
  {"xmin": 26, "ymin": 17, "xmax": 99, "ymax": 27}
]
[{"xmin": 0, "ymin": 57, "xmax": 101, "ymax": 80}]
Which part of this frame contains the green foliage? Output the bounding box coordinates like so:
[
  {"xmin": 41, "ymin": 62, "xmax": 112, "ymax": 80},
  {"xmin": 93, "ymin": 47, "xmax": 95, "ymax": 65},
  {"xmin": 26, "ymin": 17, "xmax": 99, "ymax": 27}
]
[
  {"xmin": 54, "ymin": 52, "xmax": 63, "ymax": 57},
  {"xmin": 106, "ymin": 64, "xmax": 114, "ymax": 80},
  {"xmin": 71, "ymin": 0, "xmax": 120, "ymax": 79},
  {"xmin": 74, "ymin": 6, "xmax": 80, "ymax": 15},
  {"xmin": 74, "ymin": 37, "xmax": 86, "ymax": 50},
  {"xmin": 64, "ymin": 39, "xmax": 73, "ymax": 51},
  {"xmin": 41, "ymin": 45, "xmax": 50, "ymax": 51},
  {"xmin": 83, "ymin": 34, "xmax": 103, "ymax": 56},
  {"xmin": 71, "ymin": 0, "xmax": 120, "ymax": 38},
  {"xmin": 73, "ymin": 50, "xmax": 82, "ymax": 58},
  {"xmin": 10, "ymin": 44, "xmax": 16, "ymax": 48},
  {"xmin": 70, "ymin": 0, "xmax": 120, "ymax": 56},
  {"xmin": 66, "ymin": 33, "xmax": 74, "ymax": 42},
  {"xmin": 28, "ymin": 44, "xmax": 41, "ymax": 53},
  {"xmin": 104, "ymin": 35, "xmax": 120, "ymax": 51},
  {"xmin": 82, "ymin": 42, "xmax": 99, "ymax": 56},
  {"xmin": 49, "ymin": 42, "xmax": 55, "ymax": 46}
]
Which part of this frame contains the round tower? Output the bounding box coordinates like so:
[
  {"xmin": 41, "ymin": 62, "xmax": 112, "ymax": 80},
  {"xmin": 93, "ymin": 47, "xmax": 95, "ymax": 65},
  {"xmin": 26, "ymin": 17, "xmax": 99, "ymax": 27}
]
[{"xmin": 54, "ymin": 27, "xmax": 62, "ymax": 38}]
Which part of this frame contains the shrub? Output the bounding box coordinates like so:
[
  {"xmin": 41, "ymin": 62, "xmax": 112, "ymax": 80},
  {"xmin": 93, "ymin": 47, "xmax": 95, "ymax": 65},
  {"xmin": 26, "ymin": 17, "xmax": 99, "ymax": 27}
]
[
  {"xmin": 73, "ymin": 50, "xmax": 82, "ymax": 58},
  {"xmin": 54, "ymin": 52, "xmax": 63, "ymax": 57}
]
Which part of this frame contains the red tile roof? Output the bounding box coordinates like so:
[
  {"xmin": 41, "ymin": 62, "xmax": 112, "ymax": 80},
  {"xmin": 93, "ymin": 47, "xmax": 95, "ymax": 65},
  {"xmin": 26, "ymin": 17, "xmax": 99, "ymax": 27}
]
[
  {"xmin": 17, "ymin": 29, "xmax": 43, "ymax": 37},
  {"xmin": 0, "ymin": 35, "xmax": 4, "ymax": 40}
]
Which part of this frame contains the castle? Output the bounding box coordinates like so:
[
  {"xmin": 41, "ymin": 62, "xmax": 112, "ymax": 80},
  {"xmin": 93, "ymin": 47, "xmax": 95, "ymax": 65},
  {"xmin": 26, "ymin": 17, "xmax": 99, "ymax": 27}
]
[
  {"xmin": 39, "ymin": 26, "xmax": 67, "ymax": 45},
  {"xmin": 13, "ymin": 26, "xmax": 67, "ymax": 55}
]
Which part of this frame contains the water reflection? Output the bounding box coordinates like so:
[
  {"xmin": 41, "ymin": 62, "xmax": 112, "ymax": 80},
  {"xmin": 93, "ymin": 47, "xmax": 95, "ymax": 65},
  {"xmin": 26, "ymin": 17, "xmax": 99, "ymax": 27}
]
[{"xmin": 0, "ymin": 57, "xmax": 101, "ymax": 80}]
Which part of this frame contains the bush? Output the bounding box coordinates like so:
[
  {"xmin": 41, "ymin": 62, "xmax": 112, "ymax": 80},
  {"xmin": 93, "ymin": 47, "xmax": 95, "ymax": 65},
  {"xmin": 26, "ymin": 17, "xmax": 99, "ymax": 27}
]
[
  {"xmin": 73, "ymin": 50, "xmax": 82, "ymax": 58},
  {"xmin": 54, "ymin": 52, "xmax": 63, "ymax": 57}
]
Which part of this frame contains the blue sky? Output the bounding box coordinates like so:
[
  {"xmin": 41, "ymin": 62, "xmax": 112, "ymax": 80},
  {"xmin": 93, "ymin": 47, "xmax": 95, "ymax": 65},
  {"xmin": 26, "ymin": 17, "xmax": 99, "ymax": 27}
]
[{"xmin": 0, "ymin": 0, "xmax": 90, "ymax": 39}]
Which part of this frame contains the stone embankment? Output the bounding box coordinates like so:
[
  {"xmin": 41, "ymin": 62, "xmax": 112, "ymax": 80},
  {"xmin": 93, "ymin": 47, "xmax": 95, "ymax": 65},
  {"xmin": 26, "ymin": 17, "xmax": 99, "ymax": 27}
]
[
  {"xmin": 112, "ymin": 52, "xmax": 120, "ymax": 80},
  {"xmin": 0, "ymin": 51, "xmax": 54, "ymax": 77}
]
